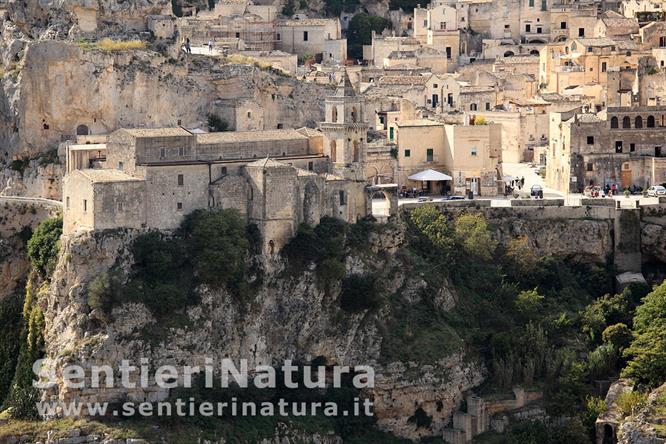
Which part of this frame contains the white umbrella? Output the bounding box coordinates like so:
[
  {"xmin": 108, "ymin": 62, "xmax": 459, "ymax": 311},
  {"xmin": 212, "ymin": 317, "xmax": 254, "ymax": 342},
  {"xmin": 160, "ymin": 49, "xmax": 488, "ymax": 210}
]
[{"xmin": 408, "ymin": 169, "xmax": 453, "ymax": 181}]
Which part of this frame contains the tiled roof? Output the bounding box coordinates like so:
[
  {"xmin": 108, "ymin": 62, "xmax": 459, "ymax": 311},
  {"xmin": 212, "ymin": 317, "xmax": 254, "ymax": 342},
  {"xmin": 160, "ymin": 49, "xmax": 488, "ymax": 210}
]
[
  {"xmin": 197, "ymin": 129, "xmax": 307, "ymax": 144},
  {"xmin": 76, "ymin": 169, "xmax": 143, "ymax": 183},
  {"xmin": 122, "ymin": 128, "xmax": 192, "ymax": 138}
]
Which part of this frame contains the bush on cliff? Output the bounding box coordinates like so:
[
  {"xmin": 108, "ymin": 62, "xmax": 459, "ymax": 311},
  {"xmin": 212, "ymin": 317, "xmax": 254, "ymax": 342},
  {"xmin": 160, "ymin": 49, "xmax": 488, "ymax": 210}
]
[
  {"xmin": 622, "ymin": 281, "xmax": 666, "ymax": 389},
  {"xmin": 27, "ymin": 216, "xmax": 62, "ymax": 277},
  {"xmin": 339, "ymin": 274, "xmax": 381, "ymax": 313},
  {"xmin": 0, "ymin": 293, "xmax": 23, "ymax": 406}
]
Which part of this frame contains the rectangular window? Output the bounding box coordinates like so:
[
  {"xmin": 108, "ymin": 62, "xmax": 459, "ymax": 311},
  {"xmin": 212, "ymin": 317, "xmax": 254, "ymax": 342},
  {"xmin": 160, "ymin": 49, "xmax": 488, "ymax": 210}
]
[
  {"xmin": 117, "ymin": 202, "xmax": 124, "ymax": 211},
  {"xmin": 404, "ymin": 149, "xmax": 411, "ymax": 157},
  {"xmin": 221, "ymin": 166, "xmax": 228, "ymax": 175},
  {"xmin": 537, "ymin": 27, "xmax": 542, "ymax": 34},
  {"xmin": 485, "ymin": 102, "xmax": 491, "ymax": 110},
  {"xmin": 339, "ymin": 191, "xmax": 346, "ymax": 205},
  {"xmin": 426, "ymin": 148, "xmax": 434, "ymax": 162},
  {"xmin": 529, "ymin": 0, "xmax": 534, "ymax": 6},
  {"xmin": 615, "ymin": 141, "xmax": 623, "ymax": 153},
  {"xmin": 83, "ymin": 199, "xmax": 87, "ymax": 212},
  {"xmin": 303, "ymin": 31, "xmax": 309, "ymax": 41},
  {"xmin": 601, "ymin": 62, "xmax": 607, "ymax": 72},
  {"xmin": 440, "ymin": 21, "xmax": 446, "ymax": 30},
  {"xmin": 446, "ymin": 47, "xmax": 452, "ymax": 59},
  {"xmin": 308, "ymin": 161, "xmax": 314, "ymax": 171},
  {"xmin": 660, "ymin": 36, "xmax": 666, "ymax": 47},
  {"xmin": 177, "ymin": 202, "xmax": 183, "ymax": 211},
  {"xmin": 178, "ymin": 147, "xmax": 185, "ymax": 156},
  {"xmin": 630, "ymin": 143, "xmax": 636, "ymax": 152},
  {"xmin": 586, "ymin": 162, "xmax": 593, "ymax": 171},
  {"xmin": 561, "ymin": 21, "xmax": 567, "ymax": 29},
  {"xmin": 160, "ymin": 147, "xmax": 166, "ymax": 158},
  {"xmin": 587, "ymin": 136, "xmax": 594, "ymax": 144},
  {"xmin": 526, "ymin": 24, "xmax": 531, "ymax": 32},
  {"xmin": 471, "ymin": 147, "xmax": 477, "ymax": 156},
  {"xmin": 177, "ymin": 174, "xmax": 184, "ymax": 186},
  {"xmin": 277, "ymin": 33, "xmax": 281, "ymax": 41},
  {"xmin": 389, "ymin": 127, "xmax": 394, "ymax": 140},
  {"xmin": 118, "ymin": 161, "xmax": 124, "ymax": 171},
  {"xmin": 235, "ymin": 32, "xmax": 240, "ymax": 38},
  {"xmin": 578, "ymin": 27, "xmax": 585, "ymax": 37},
  {"xmin": 66, "ymin": 197, "xmax": 70, "ymax": 209},
  {"xmin": 433, "ymin": 84, "xmax": 438, "ymax": 89}
]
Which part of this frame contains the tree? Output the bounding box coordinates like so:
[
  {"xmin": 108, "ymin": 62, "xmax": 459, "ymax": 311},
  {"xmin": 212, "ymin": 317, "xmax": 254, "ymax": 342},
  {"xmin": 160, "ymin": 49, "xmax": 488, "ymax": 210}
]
[
  {"xmin": 27, "ymin": 216, "xmax": 62, "ymax": 277},
  {"xmin": 347, "ymin": 14, "xmax": 390, "ymax": 60},
  {"xmin": 622, "ymin": 281, "xmax": 666, "ymax": 388},
  {"xmin": 453, "ymin": 213, "xmax": 496, "ymax": 261},
  {"xmin": 515, "ymin": 288, "xmax": 545, "ymax": 319},
  {"xmin": 184, "ymin": 209, "xmax": 249, "ymax": 289},
  {"xmin": 207, "ymin": 113, "xmax": 229, "ymax": 132},
  {"xmin": 602, "ymin": 323, "xmax": 632, "ymax": 350}
]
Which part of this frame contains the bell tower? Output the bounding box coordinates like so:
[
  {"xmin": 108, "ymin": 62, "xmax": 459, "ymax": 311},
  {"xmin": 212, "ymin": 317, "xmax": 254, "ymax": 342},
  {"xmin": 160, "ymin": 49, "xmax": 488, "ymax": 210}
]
[{"xmin": 319, "ymin": 70, "xmax": 369, "ymax": 181}]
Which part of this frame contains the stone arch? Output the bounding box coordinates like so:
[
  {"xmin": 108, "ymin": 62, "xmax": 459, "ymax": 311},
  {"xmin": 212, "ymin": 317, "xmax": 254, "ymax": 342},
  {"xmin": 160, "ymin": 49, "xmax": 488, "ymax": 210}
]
[
  {"xmin": 503, "ymin": 51, "xmax": 515, "ymax": 57},
  {"xmin": 635, "ymin": 116, "xmax": 643, "ymax": 128},
  {"xmin": 303, "ymin": 181, "xmax": 320, "ymax": 226},
  {"xmin": 529, "ymin": 39, "xmax": 546, "ymax": 44},
  {"xmin": 622, "ymin": 116, "xmax": 631, "ymax": 128},
  {"xmin": 555, "ymin": 35, "xmax": 567, "ymax": 42},
  {"xmin": 611, "ymin": 116, "xmax": 619, "ymax": 128},
  {"xmin": 602, "ymin": 424, "xmax": 616, "ymax": 444},
  {"xmin": 648, "ymin": 115, "xmax": 656, "ymax": 127},
  {"xmin": 530, "ymin": 49, "xmax": 540, "ymax": 55},
  {"xmin": 330, "ymin": 140, "xmax": 337, "ymax": 162},
  {"xmin": 76, "ymin": 124, "xmax": 90, "ymax": 136}
]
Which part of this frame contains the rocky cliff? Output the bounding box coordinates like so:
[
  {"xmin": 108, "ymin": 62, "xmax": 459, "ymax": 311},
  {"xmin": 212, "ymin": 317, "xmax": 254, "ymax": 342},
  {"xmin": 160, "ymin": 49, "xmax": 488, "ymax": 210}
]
[{"xmin": 42, "ymin": 227, "xmax": 483, "ymax": 440}]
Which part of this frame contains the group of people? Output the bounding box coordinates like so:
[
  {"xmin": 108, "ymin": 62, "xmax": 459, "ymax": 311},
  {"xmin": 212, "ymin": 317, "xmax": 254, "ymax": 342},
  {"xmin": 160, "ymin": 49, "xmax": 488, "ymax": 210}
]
[
  {"xmin": 504, "ymin": 176, "xmax": 526, "ymax": 196},
  {"xmin": 181, "ymin": 38, "xmax": 216, "ymax": 54}
]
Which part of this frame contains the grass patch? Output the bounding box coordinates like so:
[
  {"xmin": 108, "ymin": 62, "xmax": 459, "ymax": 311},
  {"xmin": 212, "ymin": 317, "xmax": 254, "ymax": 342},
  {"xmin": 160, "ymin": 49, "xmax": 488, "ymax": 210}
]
[{"xmin": 78, "ymin": 38, "xmax": 147, "ymax": 52}]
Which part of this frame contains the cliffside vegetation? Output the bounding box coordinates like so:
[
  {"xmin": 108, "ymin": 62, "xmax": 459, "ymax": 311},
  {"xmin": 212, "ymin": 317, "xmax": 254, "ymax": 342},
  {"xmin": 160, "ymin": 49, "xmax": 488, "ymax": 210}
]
[{"xmin": 1, "ymin": 216, "xmax": 62, "ymax": 418}]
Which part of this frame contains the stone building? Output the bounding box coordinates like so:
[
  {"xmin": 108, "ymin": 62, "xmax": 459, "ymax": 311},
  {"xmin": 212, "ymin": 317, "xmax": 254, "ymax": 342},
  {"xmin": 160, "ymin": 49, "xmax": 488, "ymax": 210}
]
[
  {"xmin": 63, "ymin": 120, "xmax": 369, "ymax": 253},
  {"xmin": 546, "ymin": 105, "xmax": 666, "ymax": 193},
  {"xmin": 275, "ymin": 18, "xmax": 347, "ymax": 63},
  {"xmin": 393, "ymin": 118, "xmax": 502, "ymax": 196}
]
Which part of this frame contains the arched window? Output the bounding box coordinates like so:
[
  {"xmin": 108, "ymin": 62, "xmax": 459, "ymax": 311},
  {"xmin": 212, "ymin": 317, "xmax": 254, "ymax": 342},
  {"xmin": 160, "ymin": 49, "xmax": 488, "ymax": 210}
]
[
  {"xmin": 331, "ymin": 106, "xmax": 338, "ymax": 122},
  {"xmin": 635, "ymin": 116, "xmax": 643, "ymax": 128},
  {"xmin": 470, "ymin": 103, "xmax": 478, "ymax": 111},
  {"xmin": 610, "ymin": 116, "xmax": 618, "ymax": 128},
  {"xmin": 648, "ymin": 115, "xmax": 656, "ymax": 127},
  {"xmin": 76, "ymin": 124, "xmax": 90, "ymax": 136},
  {"xmin": 330, "ymin": 140, "xmax": 337, "ymax": 162},
  {"xmin": 503, "ymin": 51, "xmax": 515, "ymax": 57},
  {"xmin": 353, "ymin": 140, "xmax": 359, "ymax": 162},
  {"xmin": 571, "ymin": 42, "xmax": 577, "ymax": 51},
  {"xmin": 622, "ymin": 116, "xmax": 631, "ymax": 128}
]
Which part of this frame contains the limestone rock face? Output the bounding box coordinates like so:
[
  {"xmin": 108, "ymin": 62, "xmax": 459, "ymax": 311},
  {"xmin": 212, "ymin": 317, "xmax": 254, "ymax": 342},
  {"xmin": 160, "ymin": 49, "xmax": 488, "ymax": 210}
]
[
  {"xmin": 0, "ymin": 198, "xmax": 61, "ymax": 300},
  {"xmin": 641, "ymin": 222, "xmax": 666, "ymax": 263},
  {"xmin": 43, "ymin": 229, "xmax": 481, "ymax": 440},
  {"xmin": 618, "ymin": 383, "xmax": 666, "ymax": 444}
]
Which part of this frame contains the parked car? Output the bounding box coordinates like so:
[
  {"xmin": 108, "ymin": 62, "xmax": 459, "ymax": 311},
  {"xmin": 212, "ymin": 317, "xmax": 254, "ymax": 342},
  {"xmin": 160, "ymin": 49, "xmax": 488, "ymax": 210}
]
[
  {"xmin": 647, "ymin": 185, "xmax": 666, "ymax": 197},
  {"xmin": 530, "ymin": 184, "xmax": 544, "ymax": 198}
]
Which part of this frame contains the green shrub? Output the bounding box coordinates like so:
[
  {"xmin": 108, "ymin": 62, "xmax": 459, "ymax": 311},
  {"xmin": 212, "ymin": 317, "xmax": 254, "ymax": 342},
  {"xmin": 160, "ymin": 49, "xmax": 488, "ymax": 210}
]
[
  {"xmin": 207, "ymin": 113, "xmax": 229, "ymax": 132},
  {"xmin": 515, "ymin": 288, "xmax": 545, "ymax": 319},
  {"xmin": 183, "ymin": 209, "xmax": 249, "ymax": 289},
  {"xmin": 622, "ymin": 281, "xmax": 666, "ymax": 388},
  {"xmin": 27, "ymin": 216, "xmax": 62, "ymax": 277},
  {"xmin": 602, "ymin": 323, "xmax": 632, "ymax": 350},
  {"xmin": 616, "ymin": 391, "xmax": 647, "ymax": 417},
  {"xmin": 9, "ymin": 158, "xmax": 29, "ymax": 175},
  {"xmin": 347, "ymin": 14, "xmax": 390, "ymax": 59},
  {"xmin": 87, "ymin": 272, "xmax": 118, "ymax": 315},
  {"xmin": 0, "ymin": 293, "xmax": 22, "ymax": 406},
  {"xmin": 453, "ymin": 213, "xmax": 496, "ymax": 261},
  {"xmin": 587, "ymin": 343, "xmax": 618, "ymax": 380},
  {"xmin": 340, "ymin": 274, "xmax": 381, "ymax": 313},
  {"xmin": 6, "ymin": 386, "xmax": 40, "ymax": 419}
]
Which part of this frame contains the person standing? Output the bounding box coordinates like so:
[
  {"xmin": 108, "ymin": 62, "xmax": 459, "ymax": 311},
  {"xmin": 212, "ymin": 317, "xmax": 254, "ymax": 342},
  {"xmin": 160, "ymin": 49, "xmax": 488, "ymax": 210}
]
[{"xmin": 208, "ymin": 40, "xmax": 213, "ymax": 53}]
